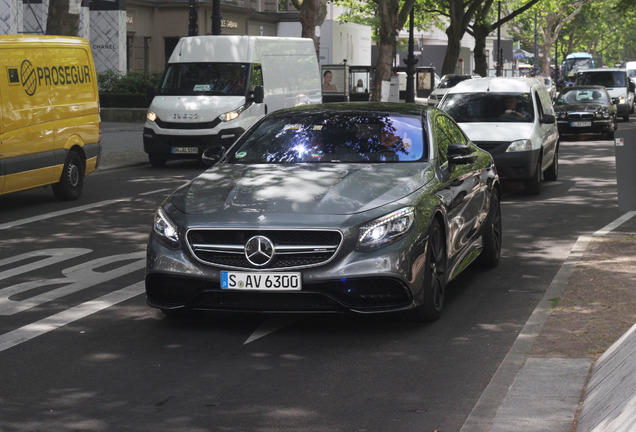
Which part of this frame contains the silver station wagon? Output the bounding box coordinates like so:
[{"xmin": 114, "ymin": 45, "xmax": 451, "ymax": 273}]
[{"xmin": 145, "ymin": 103, "xmax": 502, "ymax": 322}]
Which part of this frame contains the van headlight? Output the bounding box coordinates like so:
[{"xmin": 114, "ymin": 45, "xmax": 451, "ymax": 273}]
[
  {"xmin": 506, "ymin": 139, "xmax": 533, "ymax": 152},
  {"xmin": 153, "ymin": 207, "xmax": 179, "ymax": 246},
  {"xmin": 147, "ymin": 111, "xmax": 157, "ymax": 122},
  {"xmin": 219, "ymin": 104, "xmax": 248, "ymax": 122},
  {"xmin": 357, "ymin": 207, "xmax": 415, "ymax": 251}
]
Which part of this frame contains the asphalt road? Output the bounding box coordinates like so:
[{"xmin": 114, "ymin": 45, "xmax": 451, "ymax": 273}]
[{"xmin": 0, "ymin": 120, "xmax": 631, "ymax": 431}]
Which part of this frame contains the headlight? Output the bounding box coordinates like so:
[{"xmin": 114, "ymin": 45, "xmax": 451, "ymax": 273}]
[
  {"xmin": 357, "ymin": 207, "xmax": 415, "ymax": 251},
  {"xmin": 153, "ymin": 207, "xmax": 179, "ymax": 246},
  {"xmin": 506, "ymin": 139, "xmax": 533, "ymax": 152},
  {"xmin": 219, "ymin": 104, "xmax": 248, "ymax": 122},
  {"xmin": 147, "ymin": 111, "xmax": 157, "ymax": 122},
  {"xmin": 619, "ymin": 96, "xmax": 626, "ymax": 104},
  {"xmin": 557, "ymin": 112, "xmax": 567, "ymax": 119}
]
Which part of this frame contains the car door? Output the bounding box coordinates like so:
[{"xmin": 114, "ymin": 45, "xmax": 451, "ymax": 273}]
[{"xmin": 432, "ymin": 112, "xmax": 487, "ymax": 272}]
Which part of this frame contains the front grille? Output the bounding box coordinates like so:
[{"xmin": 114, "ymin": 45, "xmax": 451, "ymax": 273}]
[
  {"xmin": 473, "ymin": 141, "xmax": 510, "ymax": 155},
  {"xmin": 567, "ymin": 112, "xmax": 594, "ymax": 120},
  {"xmin": 155, "ymin": 118, "xmax": 221, "ymax": 130},
  {"xmin": 187, "ymin": 229, "xmax": 343, "ymax": 270}
]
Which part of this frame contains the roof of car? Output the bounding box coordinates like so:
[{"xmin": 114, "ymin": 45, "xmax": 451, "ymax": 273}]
[
  {"xmin": 270, "ymin": 102, "xmax": 431, "ymax": 118},
  {"xmin": 577, "ymin": 68, "xmax": 626, "ymax": 72},
  {"xmin": 444, "ymin": 77, "xmax": 541, "ymax": 94}
]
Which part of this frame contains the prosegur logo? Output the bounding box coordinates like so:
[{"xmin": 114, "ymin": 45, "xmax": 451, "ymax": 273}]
[{"xmin": 20, "ymin": 59, "xmax": 92, "ymax": 96}]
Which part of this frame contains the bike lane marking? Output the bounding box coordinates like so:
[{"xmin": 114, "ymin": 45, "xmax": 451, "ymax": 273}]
[{"xmin": 0, "ymin": 282, "xmax": 144, "ymax": 353}]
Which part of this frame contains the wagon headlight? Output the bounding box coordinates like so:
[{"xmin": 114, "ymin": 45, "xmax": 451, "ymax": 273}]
[
  {"xmin": 357, "ymin": 207, "xmax": 415, "ymax": 251},
  {"xmin": 153, "ymin": 207, "xmax": 179, "ymax": 246},
  {"xmin": 506, "ymin": 139, "xmax": 533, "ymax": 152},
  {"xmin": 219, "ymin": 104, "xmax": 248, "ymax": 122}
]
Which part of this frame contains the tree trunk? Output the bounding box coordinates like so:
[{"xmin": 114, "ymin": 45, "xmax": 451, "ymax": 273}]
[
  {"xmin": 47, "ymin": 0, "xmax": 80, "ymax": 36},
  {"xmin": 298, "ymin": 0, "xmax": 323, "ymax": 59},
  {"xmin": 472, "ymin": 25, "xmax": 490, "ymax": 77},
  {"xmin": 442, "ymin": 26, "xmax": 463, "ymax": 75},
  {"xmin": 370, "ymin": 0, "xmax": 399, "ymax": 101}
]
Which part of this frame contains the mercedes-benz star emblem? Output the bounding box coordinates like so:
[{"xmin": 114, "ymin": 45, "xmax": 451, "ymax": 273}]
[{"xmin": 244, "ymin": 235, "xmax": 275, "ymax": 267}]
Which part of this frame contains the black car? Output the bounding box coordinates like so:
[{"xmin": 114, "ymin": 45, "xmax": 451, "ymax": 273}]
[
  {"xmin": 146, "ymin": 103, "xmax": 502, "ymax": 322},
  {"xmin": 554, "ymin": 86, "xmax": 617, "ymax": 140}
]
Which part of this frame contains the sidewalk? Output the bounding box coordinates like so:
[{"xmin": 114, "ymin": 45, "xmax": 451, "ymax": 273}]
[{"xmin": 463, "ymin": 212, "xmax": 636, "ymax": 432}]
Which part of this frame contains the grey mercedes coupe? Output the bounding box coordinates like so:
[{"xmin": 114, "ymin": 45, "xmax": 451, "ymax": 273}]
[{"xmin": 146, "ymin": 103, "xmax": 502, "ymax": 322}]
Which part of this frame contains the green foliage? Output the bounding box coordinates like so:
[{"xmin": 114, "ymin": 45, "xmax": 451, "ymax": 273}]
[
  {"xmin": 97, "ymin": 70, "xmax": 162, "ymax": 94},
  {"xmin": 97, "ymin": 70, "xmax": 163, "ymax": 108}
]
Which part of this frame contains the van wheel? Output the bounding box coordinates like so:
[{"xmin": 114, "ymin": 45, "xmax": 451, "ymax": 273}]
[
  {"xmin": 53, "ymin": 151, "xmax": 84, "ymax": 201},
  {"xmin": 149, "ymin": 154, "xmax": 167, "ymax": 167},
  {"xmin": 524, "ymin": 159, "xmax": 542, "ymax": 195}
]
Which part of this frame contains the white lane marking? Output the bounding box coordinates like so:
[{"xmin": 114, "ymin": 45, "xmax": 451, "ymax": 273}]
[
  {"xmin": 0, "ymin": 199, "xmax": 129, "ymax": 231},
  {"xmin": 0, "ymin": 252, "xmax": 145, "ymax": 316},
  {"xmin": 244, "ymin": 316, "xmax": 300, "ymax": 345},
  {"xmin": 0, "ymin": 282, "xmax": 144, "ymax": 353},
  {"xmin": 0, "ymin": 248, "xmax": 92, "ymax": 282}
]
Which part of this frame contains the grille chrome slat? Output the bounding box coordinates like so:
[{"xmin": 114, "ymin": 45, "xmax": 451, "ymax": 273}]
[{"xmin": 187, "ymin": 229, "xmax": 343, "ymax": 270}]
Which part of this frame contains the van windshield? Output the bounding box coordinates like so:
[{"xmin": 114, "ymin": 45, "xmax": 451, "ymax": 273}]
[
  {"xmin": 159, "ymin": 63, "xmax": 249, "ymax": 96},
  {"xmin": 441, "ymin": 93, "xmax": 535, "ymax": 123},
  {"xmin": 577, "ymin": 71, "xmax": 626, "ymax": 88}
]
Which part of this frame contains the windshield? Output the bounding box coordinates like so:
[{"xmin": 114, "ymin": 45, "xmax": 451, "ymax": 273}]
[
  {"xmin": 577, "ymin": 71, "xmax": 626, "ymax": 87},
  {"xmin": 557, "ymin": 88, "xmax": 610, "ymax": 105},
  {"xmin": 441, "ymin": 93, "xmax": 535, "ymax": 123},
  {"xmin": 159, "ymin": 63, "xmax": 249, "ymax": 96},
  {"xmin": 228, "ymin": 112, "xmax": 427, "ymax": 164},
  {"xmin": 438, "ymin": 76, "xmax": 471, "ymax": 89}
]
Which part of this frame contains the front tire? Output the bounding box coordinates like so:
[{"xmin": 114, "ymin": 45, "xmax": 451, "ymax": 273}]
[
  {"xmin": 477, "ymin": 188, "xmax": 502, "ymax": 268},
  {"xmin": 52, "ymin": 151, "xmax": 84, "ymax": 201},
  {"xmin": 406, "ymin": 218, "xmax": 447, "ymax": 322},
  {"xmin": 544, "ymin": 145, "xmax": 559, "ymax": 182},
  {"xmin": 524, "ymin": 158, "xmax": 542, "ymax": 195}
]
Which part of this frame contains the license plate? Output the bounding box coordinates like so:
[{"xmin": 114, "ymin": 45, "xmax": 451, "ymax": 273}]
[
  {"xmin": 571, "ymin": 121, "xmax": 592, "ymax": 127},
  {"xmin": 171, "ymin": 147, "xmax": 198, "ymax": 154},
  {"xmin": 221, "ymin": 272, "xmax": 302, "ymax": 290}
]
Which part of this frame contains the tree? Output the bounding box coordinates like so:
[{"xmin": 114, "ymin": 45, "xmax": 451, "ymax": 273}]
[
  {"xmin": 468, "ymin": 0, "xmax": 541, "ymax": 77},
  {"xmin": 46, "ymin": 0, "xmax": 80, "ymax": 36},
  {"xmin": 508, "ymin": 0, "xmax": 588, "ymax": 76},
  {"xmin": 289, "ymin": 0, "xmax": 328, "ymax": 58}
]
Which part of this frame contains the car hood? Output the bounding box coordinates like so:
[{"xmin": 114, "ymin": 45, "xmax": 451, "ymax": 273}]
[
  {"xmin": 457, "ymin": 122, "xmax": 534, "ymax": 142},
  {"xmin": 149, "ymin": 95, "xmax": 245, "ymax": 123},
  {"xmin": 170, "ymin": 163, "xmax": 433, "ymax": 217},
  {"xmin": 555, "ymin": 103, "xmax": 605, "ymax": 111}
]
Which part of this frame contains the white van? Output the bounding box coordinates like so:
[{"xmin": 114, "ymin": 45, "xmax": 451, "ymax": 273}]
[
  {"xmin": 143, "ymin": 36, "xmax": 322, "ymax": 166},
  {"xmin": 439, "ymin": 77, "xmax": 559, "ymax": 195},
  {"xmin": 625, "ymin": 61, "xmax": 636, "ymax": 84}
]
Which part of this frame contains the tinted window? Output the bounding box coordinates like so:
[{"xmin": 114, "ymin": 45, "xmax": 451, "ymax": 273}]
[
  {"xmin": 577, "ymin": 71, "xmax": 626, "ymax": 87},
  {"xmin": 229, "ymin": 113, "xmax": 427, "ymax": 164},
  {"xmin": 557, "ymin": 89, "xmax": 610, "ymax": 104},
  {"xmin": 441, "ymin": 92, "xmax": 535, "ymax": 123}
]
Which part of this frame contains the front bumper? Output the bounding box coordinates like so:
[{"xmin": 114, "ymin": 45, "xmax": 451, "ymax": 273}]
[
  {"xmin": 145, "ymin": 230, "xmax": 426, "ymax": 315},
  {"xmin": 142, "ymin": 127, "xmax": 245, "ymax": 160},
  {"xmin": 474, "ymin": 142, "xmax": 541, "ymax": 181},
  {"xmin": 557, "ymin": 119, "xmax": 615, "ymax": 136}
]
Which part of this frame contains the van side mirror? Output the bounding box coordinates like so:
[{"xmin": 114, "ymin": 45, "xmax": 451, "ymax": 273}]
[
  {"xmin": 202, "ymin": 146, "xmax": 226, "ymax": 166},
  {"xmin": 541, "ymin": 113, "xmax": 556, "ymax": 124},
  {"xmin": 251, "ymin": 85, "xmax": 265, "ymax": 104}
]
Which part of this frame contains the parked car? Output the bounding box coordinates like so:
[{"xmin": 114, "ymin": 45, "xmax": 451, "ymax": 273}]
[
  {"xmin": 145, "ymin": 103, "xmax": 502, "ymax": 322},
  {"xmin": 554, "ymin": 86, "xmax": 617, "ymax": 140},
  {"xmin": 427, "ymin": 74, "xmax": 477, "ymax": 107},
  {"xmin": 439, "ymin": 77, "xmax": 559, "ymax": 195},
  {"xmin": 575, "ymin": 68, "xmax": 634, "ymax": 121}
]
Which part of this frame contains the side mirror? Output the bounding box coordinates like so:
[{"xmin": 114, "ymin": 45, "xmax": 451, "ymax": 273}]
[
  {"xmin": 541, "ymin": 113, "xmax": 556, "ymax": 124},
  {"xmin": 251, "ymin": 85, "xmax": 265, "ymax": 104},
  {"xmin": 202, "ymin": 146, "xmax": 226, "ymax": 167},
  {"xmin": 447, "ymin": 144, "xmax": 477, "ymax": 165}
]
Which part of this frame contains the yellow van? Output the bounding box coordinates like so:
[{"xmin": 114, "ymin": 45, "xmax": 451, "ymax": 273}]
[{"xmin": 0, "ymin": 35, "xmax": 101, "ymax": 200}]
